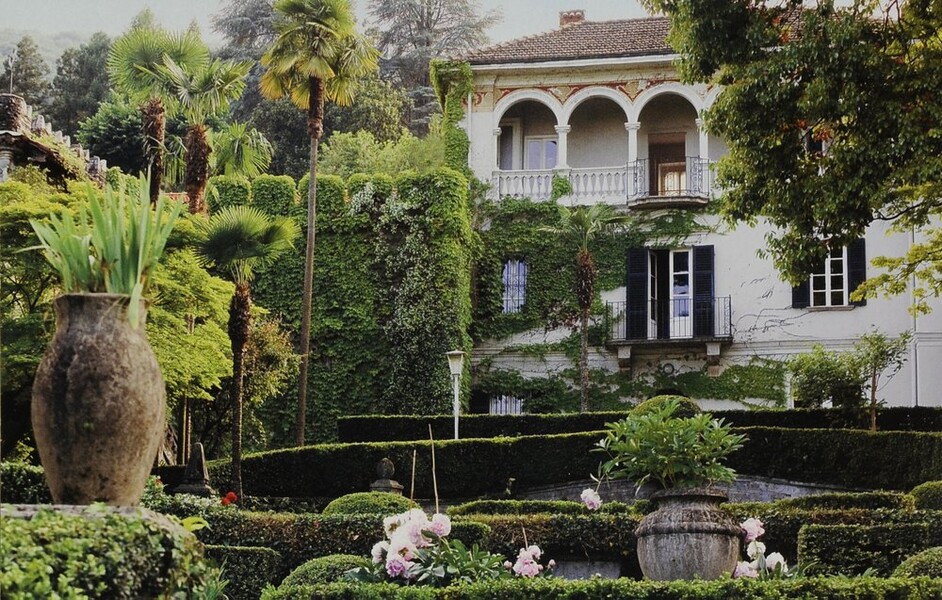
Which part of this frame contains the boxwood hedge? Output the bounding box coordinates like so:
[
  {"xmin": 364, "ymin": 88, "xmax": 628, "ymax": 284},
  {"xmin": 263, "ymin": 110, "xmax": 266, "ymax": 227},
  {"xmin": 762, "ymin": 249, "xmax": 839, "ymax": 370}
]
[
  {"xmin": 798, "ymin": 522, "xmax": 942, "ymax": 576},
  {"xmin": 205, "ymin": 544, "xmax": 283, "ymax": 600},
  {"xmin": 210, "ymin": 427, "xmax": 942, "ymax": 499},
  {"xmin": 336, "ymin": 407, "xmax": 942, "ymax": 442},
  {"xmin": 258, "ymin": 576, "xmax": 942, "ymax": 600}
]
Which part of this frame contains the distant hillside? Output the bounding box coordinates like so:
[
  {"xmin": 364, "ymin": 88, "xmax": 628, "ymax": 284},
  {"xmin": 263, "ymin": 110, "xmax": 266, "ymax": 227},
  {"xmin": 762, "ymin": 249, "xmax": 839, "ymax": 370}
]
[{"xmin": 0, "ymin": 29, "xmax": 96, "ymax": 79}]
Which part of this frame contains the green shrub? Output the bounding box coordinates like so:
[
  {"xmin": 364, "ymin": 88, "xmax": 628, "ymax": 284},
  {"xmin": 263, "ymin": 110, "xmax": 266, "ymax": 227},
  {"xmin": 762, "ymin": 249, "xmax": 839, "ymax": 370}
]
[
  {"xmin": 195, "ymin": 511, "xmax": 490, "ymax": 571},
  {"xmin": 211, "ymin": 428, "xmax": 942, "ymax": 500},
  {"xmin": 252, "ymin": 175, "xmax": 297, "ymax": 218},
  {"xmin": 894, "ymin": 546, "xmax": 942, "ymax": 578},
  {"xmin": 911, "ymin": 481, "xmax": 942, "ymax": 510},
  {"xmin": 0, "ymin": 505, "xmax": 222, "ymax": 598},
  {"xmin": 788, "ymin": 344, "xmax": 864, "ymax": 409},
  {"xmin": 241, "ymin": 496, "xmax": 328, "ymax": 514},
  {"xmin": 337, "ymin": 407, "xmax": 942, "ymax": 443},
  {"xmin": 0, "ymin": 462, "xmax": 51, "ymax": 503},
  {"xmin": 207, "ymin": 175, "xmax": 251, "ymax": 212},
  {"xmin": 775, "ymin": 491, "xmax": 915, "ymax": 511},
  {"xmin": 631, "ymin": 394, "xmax": 700, "ymax": 418},
  {"xmin": 446, "ymin": 499, "xmax": 637, "ymax": 517},
  {"xmin": 278, "ymin": 554, "xmax": 369, "ymax": 589},
  {"xmin": 797, "ymin": 522, "xmax": 939, "ymax": 575},
  {"xmin": 205, "ymin": 544, "xmax": 283, "ymax": 600},
  {"xmin": 256, "ymin": 576, "xmax": 942, "ymax": 600},
  {"xmin": 322, "ymin": 492, "xmax": 417, "ymax": 517}
]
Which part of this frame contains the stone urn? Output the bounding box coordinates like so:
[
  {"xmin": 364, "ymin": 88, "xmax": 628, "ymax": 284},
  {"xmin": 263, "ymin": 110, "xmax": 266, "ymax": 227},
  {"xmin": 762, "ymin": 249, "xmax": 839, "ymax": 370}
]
[
  {"xmin": 634, "ymin": 487, "xmax": 740, "ymax": 580},
  {"xmin": 32, "ymin": 294, "xmax": 166, "ymax": 505}
]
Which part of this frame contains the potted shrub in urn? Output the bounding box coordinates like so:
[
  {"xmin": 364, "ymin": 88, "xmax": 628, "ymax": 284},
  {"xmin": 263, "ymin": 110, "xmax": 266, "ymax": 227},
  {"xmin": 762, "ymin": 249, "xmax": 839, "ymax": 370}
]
[
  {"xmin": 29, "ymin": 179, "xmax": 181, "ymax": 505},
  {"xmin": 596, "ymin": 398, "xmax": 747, "ymax": 580}
]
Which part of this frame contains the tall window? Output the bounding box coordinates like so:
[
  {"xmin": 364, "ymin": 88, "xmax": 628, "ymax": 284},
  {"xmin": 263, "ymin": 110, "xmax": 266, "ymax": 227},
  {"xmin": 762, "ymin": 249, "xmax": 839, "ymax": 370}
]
[
  {"xmin": 490, "ymin": 395, "xmax": 523, "ymax": 415},
  {"xmin": 502, "ymin": 259, "xmax": 527, "ymax": 313},
  {"xmin": 525, "ymin": 137, "xmax": 557, "ymax": 170},
  {"xmin": 811, "ymin": 246, "xmax": 848, "ymax": 307}
]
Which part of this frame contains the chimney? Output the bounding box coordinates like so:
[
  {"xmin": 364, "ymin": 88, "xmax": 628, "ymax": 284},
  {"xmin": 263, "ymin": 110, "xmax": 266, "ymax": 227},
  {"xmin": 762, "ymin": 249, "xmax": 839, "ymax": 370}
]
[{"xmin": 559, "ymin": 10, "xmax": 585, "ymax": 27}]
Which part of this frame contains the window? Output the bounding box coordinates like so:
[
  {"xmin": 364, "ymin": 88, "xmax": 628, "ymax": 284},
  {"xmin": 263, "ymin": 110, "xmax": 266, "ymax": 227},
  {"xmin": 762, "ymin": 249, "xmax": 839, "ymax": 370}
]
[
  {"xmin": 490, "ymin": 395, "xmax": 523, "ymax": 415},
  {"xmin": 658, "ymin": 161, "xmax": 687, "ymax": 196},
  {"xmin": 811, "ymin": 246, "xmax": 847, "ymax": 307},
  {"xmin": 525, "ymin": 136, "xmax": 557, "ymax": 170},
  {"xmin": 502, "ymin": 259, "xmax": 527, "ymax": 313},
  {"xmin": 791, "ymin": 239, "xmax": 866, "ymax": 309}
]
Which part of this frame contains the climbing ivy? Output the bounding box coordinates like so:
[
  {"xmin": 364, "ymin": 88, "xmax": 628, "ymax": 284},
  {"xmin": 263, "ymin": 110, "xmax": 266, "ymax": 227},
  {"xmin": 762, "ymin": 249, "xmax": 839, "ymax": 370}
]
[{"xmin": 429, "ymin": 59, "xmax": 473, "ymax": 174}]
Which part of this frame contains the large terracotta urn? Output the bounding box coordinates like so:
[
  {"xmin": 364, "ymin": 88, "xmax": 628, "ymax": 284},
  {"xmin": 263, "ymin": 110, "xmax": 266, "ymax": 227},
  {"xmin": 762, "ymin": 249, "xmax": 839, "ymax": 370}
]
[
  {"xmin": 635, "ymin": 487, "xmax": 740, "ymax": 580},
  {"xmin": 32, "ymin": 294, "xmax": 166, "ymax": 505}
]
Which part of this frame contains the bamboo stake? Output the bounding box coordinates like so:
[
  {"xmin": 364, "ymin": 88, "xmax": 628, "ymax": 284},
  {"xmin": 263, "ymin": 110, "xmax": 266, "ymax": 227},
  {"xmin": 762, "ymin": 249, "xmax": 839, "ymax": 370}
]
[
  {"xmin": 429, "ymin": 425, "xmax": 439, "ymax": 514},
  {"xmin": 410, "ymin": 449, "xmax": 417, "ymax": 501}
]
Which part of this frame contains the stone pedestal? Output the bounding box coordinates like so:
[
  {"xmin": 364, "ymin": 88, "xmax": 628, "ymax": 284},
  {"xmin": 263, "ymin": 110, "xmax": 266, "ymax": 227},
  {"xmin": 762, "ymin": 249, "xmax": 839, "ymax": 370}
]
[
  {"xmin": 369, "ymin": 457, "xmax": 404, "ymax": 495},
  {"xmin": 173, "ymin": 443, "xmax": 214, "ymax": 497}
]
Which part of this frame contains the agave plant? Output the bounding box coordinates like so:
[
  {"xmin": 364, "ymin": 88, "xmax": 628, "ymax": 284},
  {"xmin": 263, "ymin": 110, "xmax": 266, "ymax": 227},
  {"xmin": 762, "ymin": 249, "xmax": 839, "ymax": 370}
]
[{"xmin": 29, "ymin": 178, "xmax": 182, "ymax": 326}]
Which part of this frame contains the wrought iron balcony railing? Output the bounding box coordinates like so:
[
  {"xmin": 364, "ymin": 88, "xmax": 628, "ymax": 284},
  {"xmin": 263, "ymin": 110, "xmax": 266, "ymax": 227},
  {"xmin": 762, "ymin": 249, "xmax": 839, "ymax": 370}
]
[{"xmin": 605, "ymin": 296, "xmax": 732, "ymax": 343}]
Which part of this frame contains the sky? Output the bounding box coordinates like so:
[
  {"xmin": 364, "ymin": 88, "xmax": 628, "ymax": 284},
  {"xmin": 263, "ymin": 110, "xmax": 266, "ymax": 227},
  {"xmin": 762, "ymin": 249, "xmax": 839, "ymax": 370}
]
[{"xmin": 2, "ymin": 0, "xmax": 650, "ymax": 48}]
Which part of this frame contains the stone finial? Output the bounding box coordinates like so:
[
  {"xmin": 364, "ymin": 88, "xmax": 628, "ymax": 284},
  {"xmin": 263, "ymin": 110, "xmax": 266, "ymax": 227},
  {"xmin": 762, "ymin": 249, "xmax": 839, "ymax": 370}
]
[
  {"xmin": 559, "ymin": 9, "xmax": 585, "ymax": 27},
  {"xmin": 173, "ymin": 442, "xmax": 214, "ymax": 497},
  {"xmin": 370, "ymin": 457, "xmax": 404, "ymax": 495}
]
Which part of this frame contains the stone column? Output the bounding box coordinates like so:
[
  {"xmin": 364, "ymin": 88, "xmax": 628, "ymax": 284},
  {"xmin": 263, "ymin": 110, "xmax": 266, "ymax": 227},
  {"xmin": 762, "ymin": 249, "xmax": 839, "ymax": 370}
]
[
  {"xmin": 493, "ymin": 127, "xmax": 503, "ymax": 169},
  {"xmin": 0, "ymin": 148, "xmax": 12, "ymax": 183},
  {"xmin": 626, "ymin": 121, "xmax": 641, "ymax": 163},
  {"xmin": 696, "ymin": 117, "xmax": 709, "ymax": 160},
  {"xmin": 554, "ymin": 124, "xmax": 571, "ymax": 169}
]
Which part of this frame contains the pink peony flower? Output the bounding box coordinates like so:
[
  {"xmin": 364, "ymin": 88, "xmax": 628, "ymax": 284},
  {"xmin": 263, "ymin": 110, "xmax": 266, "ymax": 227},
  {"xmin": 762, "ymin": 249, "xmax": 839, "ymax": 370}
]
[
  {"xmin": 733, "ymin": 561, "xmax": 759, "ymax": 579},
  {"xmin": 371, "ymin": 541, "xmax": 389, "ymax": 564},
  {"xmin": 581, "ymin": 488, "xmax": 602, "ymax": 511},
  {"xmin": 503, "ymin": 560, "xmax": 513, "ymax": 570},
  {"xmin": 746, "ymin": 540, "xmax": 766, "ymax": 560},
  {"xmin": 430, "ymin": 513, "xmax": 452, "ymax": 537},
  {"xmin": 385, "ymin": 554, "xmax": 413, "ymax": 579},
  {"xmin": 741, "ymin": 517, "xmax": 765, "ymax": 543},
  {"xmin": 526, "ymin": 545, "xmax": 542, "ymax": 560},
  {"xmin": 512, "ymin": 556, "xmax": 543, "ymax": 577},
  {"xmin": 548, "ymin": 559, "xmax": 557, "ymax": 570}
]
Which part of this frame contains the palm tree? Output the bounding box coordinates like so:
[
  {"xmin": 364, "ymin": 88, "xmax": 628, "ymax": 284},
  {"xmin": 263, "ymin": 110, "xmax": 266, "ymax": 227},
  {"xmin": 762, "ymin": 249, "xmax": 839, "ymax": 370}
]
[
  {"xmin": 545, "ymin": 203, "xmax": 632, "ymax": 412},
  {"xmin": 212, "ymin": 122, "xmax": 274, "ymax": 179},
  {"xmin": 260, "ymin": 0, "xmax": 378, "ymax": 445},
  {"xmin": 107, "ymin": 27, "xmax": 209, "ymax": 203},
  {"xmin": 152, "ymin": 56, "xmax": 253, "ymax": 212},
  {"xmin": 198, "ymin": 205, "xmax": 298, "ymax": 498}
]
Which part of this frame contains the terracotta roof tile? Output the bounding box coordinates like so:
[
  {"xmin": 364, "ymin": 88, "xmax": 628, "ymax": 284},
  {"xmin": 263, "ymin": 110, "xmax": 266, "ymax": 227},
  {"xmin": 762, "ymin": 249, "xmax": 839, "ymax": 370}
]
[{"xmin": 463, "ymin": 17, "xmax": 673, "ymax": 65}]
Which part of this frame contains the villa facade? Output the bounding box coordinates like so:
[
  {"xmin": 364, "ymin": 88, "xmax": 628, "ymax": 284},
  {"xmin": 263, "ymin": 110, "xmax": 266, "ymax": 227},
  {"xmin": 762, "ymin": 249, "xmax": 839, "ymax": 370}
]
[{"xmin": 461, "ymin": 11, "xmax": 942, "ymax": 411}]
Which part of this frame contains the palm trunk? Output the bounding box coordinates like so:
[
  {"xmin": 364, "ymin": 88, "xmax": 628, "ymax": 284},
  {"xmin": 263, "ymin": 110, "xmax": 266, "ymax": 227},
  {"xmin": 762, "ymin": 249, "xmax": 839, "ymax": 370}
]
[
  {"xmin": 580, "ymin": 308, "xmax": 590, "ymax": 413},
  {"xmin": 229, "ymin": 281, "xmax": 252, "ymax": 499},
  {"xmin": 140, "ymin": 97, "xmax": 165, "ymax": 204},
  {"xmin": 184, "ymin": 123, "xmax": 211, "ymax": 214},
  {"xmin": 296, "ymin": 76, "xmax": 325, "ymax": 446}
]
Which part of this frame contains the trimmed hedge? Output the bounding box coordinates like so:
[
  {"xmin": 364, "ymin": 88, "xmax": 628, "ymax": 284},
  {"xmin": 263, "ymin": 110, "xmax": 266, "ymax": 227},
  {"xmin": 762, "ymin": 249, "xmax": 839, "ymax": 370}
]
[
  {"xmin": 446, "ymin": 499, "xmax": 639, "ymax": 517},
  {"xmin": 207, "ymin": 174, "xmax": 251, "ymax": 212},
  {"xmin": 322, "ymin": 492, "xmax": 417, "ymax": 516},
  {"xmin": 256, "ymin": 576, "xmax": 942, "ymax": 600},
  {"xmin": 468, "ymin": 513, "xmax": 642, "ymax": 565},
  {"xmin": 0, "ymin": 506, "xmax": 221, "ymax": 598},
  {"xmin": 895, "ymin": 547, "xmax": 942, "ymax": 578},
  {"xmin": 911, "ymin": 481, "xmax": 942, "ymax": 510},
  {"xmin": 205, "ymin": 544, "xmax": 283, "ymax": 600},
  {"xmin": 336, "ymin": 407, "xmax": 942, "ymax": 442},
  {"xmin": 798, "ymin": 523, "xmax": 942, "ymax": 575},
  {"xmin": 772, "ymin": 491, "xmax": 915, "ymax": 512},
  {"xmin": 212, "ymin": 427, "xmax": 942, "ymax": 499},
  {"xmin": 278, "ymin": 554, "xmax": 369, "ymax": 588},
  {"xmin": 0, "ymin": 462, "xmax": 51, "ymax": 503},
  {"xmin": 195, "ymin": 511, "xmax": 491, "ymax": 571}
]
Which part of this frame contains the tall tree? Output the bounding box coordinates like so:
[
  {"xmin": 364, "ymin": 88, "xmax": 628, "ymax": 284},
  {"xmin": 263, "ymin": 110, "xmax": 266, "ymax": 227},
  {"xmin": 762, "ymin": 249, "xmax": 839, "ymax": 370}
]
[
  {"xmin": 108, "ymin": 27, "xmax": 209, "ymax": 203},
  {"xmin": 197, "ymin": 205, "xmax": 297, "ymax": 498},
  {"xmin": 150, "ymin": 56, "xmax": 252, "ymax": 212},
  {"xmin": 3, "ymin": 36, "xmax": 51, "ymax": 108},
  {"xmin": 544, "ymin": 204, "xmax": 630, "ymax": 412},
  {"xmin": 368, "ymin": 0, "xmax": 499, "ymax": 132},
  {"xmin": 212, "ymin": 121, "xmax": 274, "ymax": 179},
  {"xmin": 645, "ymin": 0, "xmax": 942, "ymax": 312},
  {"xmin": 260, "ymin": 0, "xmax": 378, "ymax": 445},
  {"xmin": 47, "ymin": 32, "xmax": 112, "ymax": 136}
]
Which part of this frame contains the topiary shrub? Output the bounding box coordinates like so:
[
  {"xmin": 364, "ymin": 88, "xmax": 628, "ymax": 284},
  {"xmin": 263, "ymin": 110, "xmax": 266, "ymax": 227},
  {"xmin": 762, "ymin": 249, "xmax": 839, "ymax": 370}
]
[
  {"xmin": 321, "ymin": 492, "xmax": 417, "ymax": 517},
  {"xmin": 631, "ymin": 394, "xmax": 700, "ymax": 418},
  {"xmin": 278, "ymin": 554, "xmax": 369, "ymax": 589},
  {"xmin": 894, "ymin": 546, "xmax": 942, "ymax": 578},
  {"xmin": 0, "ymin": 505, "xmax": 223, "ymax": 598},
  {"xmin": 207, "ymin": 175, "xmax": 251, "ymax": 213},
  {"xmin": 911, "ymin": 481, "xmax": 942, "ymax": 510}
]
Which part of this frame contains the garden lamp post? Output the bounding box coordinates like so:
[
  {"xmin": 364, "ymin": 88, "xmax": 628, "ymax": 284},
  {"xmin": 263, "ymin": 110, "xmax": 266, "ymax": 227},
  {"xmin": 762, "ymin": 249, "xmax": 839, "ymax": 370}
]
[{"xmin": 446, "ymin": 350, "xmax": 465, "ymax": 440}]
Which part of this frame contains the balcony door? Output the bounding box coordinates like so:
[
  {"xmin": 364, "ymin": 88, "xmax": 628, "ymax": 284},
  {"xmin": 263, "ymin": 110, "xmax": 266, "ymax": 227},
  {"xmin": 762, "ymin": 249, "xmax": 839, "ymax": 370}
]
[
  {"xmin": 648, "ymin": 134, "xmax": 686, "ymax": 196},
  {"xmin": 669, "ymin": 249, "xmax": 692, "ymax": 338},
  {"xmin": 525, "ymin": 136, "xmax": 557, "ymax": 170}
]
